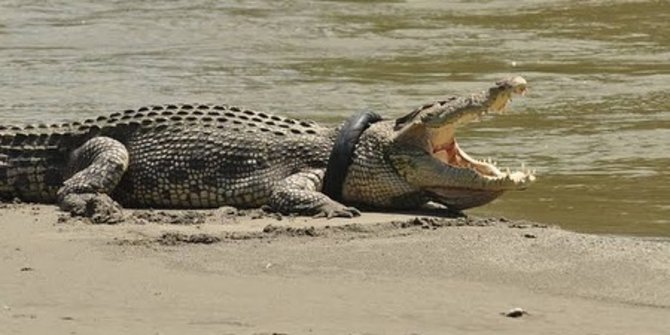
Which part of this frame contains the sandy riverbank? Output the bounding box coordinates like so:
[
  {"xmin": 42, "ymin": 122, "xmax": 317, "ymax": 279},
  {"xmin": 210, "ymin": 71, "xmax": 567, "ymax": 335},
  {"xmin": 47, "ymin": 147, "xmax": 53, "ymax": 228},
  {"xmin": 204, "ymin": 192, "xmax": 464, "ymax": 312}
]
[{"xmin": 1, "ymin": 203, "xmax": 668, "ymax": 334}]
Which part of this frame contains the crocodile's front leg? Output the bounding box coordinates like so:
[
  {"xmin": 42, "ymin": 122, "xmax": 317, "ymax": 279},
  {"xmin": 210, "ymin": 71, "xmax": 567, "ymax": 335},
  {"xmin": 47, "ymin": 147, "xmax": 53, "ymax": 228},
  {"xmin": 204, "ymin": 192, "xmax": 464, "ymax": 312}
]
[
  {"xmin": 268, "ymin": 169, "xmax": 361, "ymax": 218},
  {"xmin": 57, "ymin": 137, "xmax": 129, "ymax": 224}
]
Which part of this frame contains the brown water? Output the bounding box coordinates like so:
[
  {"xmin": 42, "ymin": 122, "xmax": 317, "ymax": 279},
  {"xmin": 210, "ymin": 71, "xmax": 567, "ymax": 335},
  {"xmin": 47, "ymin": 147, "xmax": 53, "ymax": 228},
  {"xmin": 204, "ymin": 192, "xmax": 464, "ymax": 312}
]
[{"xmin": 1, "ymin": 0, "xmax": 668, "ymax": 236}]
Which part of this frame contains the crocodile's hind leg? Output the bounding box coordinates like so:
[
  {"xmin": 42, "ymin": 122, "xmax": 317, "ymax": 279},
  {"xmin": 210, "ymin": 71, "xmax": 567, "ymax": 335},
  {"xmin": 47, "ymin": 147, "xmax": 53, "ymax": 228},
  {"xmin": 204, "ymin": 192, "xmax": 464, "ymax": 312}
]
[{"xmin": 57, "ymin": 137, "xmax": 129, "ymax": 224}]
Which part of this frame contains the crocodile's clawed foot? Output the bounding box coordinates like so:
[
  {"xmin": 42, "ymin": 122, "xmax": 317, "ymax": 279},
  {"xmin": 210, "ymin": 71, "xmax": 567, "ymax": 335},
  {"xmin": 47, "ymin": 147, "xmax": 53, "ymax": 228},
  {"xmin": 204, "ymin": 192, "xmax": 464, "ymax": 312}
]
[
  {"xmin": 313, "ymin": 203, "xmax": 361, "ymax": 219},
  {"xmin": 59, "ymin": 193, "xmax": 125, "ymax": 224}
]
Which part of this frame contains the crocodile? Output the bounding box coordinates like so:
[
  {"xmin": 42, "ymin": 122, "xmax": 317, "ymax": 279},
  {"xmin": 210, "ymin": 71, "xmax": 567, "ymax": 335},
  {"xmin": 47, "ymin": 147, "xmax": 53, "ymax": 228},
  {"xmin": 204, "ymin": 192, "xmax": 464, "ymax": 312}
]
[{"xmin": 0, "ymin": 77, "xmax": 534, "ymax": 222}]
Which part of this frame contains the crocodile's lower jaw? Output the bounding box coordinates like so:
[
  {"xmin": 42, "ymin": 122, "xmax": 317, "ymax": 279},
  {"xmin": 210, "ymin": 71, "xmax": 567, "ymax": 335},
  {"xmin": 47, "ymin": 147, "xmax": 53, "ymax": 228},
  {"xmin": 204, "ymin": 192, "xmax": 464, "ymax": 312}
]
[
  {"xmin": 425, "ymin": 142, "xmax": 534, "ymax": 209},
  {"xmin": 432, "ymin": 138, "xmax": 535, "ymax": 190}
]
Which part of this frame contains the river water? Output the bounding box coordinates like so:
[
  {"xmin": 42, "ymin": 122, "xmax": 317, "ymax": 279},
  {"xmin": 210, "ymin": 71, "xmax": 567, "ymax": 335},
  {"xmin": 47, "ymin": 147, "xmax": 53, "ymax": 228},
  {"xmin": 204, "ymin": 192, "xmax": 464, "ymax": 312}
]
[{"xmin": 1, "ymin": 0, "xmax": 668, "ymax": 236}]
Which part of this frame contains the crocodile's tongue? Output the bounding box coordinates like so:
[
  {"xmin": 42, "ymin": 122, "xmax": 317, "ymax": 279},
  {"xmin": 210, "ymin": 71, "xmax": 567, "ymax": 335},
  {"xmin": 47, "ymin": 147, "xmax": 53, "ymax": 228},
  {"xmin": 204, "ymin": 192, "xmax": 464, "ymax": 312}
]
[{"xmin": 432, "ymin": 140, "xmax": 461, "ymax": 165}]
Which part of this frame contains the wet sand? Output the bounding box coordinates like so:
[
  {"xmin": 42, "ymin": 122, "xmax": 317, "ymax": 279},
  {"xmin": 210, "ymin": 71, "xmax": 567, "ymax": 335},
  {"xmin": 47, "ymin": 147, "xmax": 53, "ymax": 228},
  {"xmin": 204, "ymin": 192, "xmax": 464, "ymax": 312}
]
[{"xmin": 1, "ymin": 204, "xmax": 668, "ymax": 334}]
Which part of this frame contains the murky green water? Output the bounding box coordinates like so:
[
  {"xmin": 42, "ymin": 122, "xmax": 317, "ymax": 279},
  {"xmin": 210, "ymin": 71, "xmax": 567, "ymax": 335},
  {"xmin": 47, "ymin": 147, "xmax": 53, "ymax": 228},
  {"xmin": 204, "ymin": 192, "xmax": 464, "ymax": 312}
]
[{"xmin": 1, "ymin": 1, "xmax": 668, "ymax": 236}]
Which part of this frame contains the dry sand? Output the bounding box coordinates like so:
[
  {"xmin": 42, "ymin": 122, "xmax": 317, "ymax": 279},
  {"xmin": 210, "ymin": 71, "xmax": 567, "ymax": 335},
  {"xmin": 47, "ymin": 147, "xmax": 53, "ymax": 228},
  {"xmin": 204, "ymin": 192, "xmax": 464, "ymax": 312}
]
[{"xmin": 1, "ymin": 203, "xmax": 668, "ymax": 335}]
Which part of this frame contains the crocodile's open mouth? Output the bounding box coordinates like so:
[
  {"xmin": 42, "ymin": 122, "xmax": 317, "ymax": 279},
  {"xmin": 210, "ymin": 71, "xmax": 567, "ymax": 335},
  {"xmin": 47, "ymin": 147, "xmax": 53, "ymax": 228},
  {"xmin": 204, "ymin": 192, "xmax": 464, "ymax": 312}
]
[
  {"xmin": 431, "ymin": 138, "xmax": 534, "ymax": 183},
  {"xmin": 431, "ymin": 77, "xmax": 535, "ymax": 185},
  {"xmin": 428, "ymin": 80, "xmax": 534, "ymax": 186},
  {"xmin": 392, "ymin": 76, "xmax": 534, "ymax": 209}
]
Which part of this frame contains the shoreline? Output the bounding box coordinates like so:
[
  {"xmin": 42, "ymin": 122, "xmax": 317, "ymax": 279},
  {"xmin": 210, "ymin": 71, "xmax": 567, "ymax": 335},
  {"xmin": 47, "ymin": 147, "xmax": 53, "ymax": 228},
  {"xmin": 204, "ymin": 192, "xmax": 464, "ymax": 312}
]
[{"xmin": 1, "ymin": 204, "xmax": 669, "ymax": 334}]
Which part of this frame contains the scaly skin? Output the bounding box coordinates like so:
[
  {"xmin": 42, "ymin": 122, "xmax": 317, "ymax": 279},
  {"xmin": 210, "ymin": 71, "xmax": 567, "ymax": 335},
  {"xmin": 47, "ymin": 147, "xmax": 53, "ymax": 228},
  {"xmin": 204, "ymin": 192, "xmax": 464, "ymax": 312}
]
[{"xmin": 0, "ymin": 77, "xmax": 534, "ymax": 221}]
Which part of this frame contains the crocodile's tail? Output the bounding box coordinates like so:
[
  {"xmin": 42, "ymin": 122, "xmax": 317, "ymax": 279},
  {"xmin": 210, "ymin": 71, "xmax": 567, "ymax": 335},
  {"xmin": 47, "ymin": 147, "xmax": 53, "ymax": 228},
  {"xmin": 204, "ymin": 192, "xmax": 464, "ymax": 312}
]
[{"xmin": 0, "ymin": 129, "xmax": 75, "ymax": 202}]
